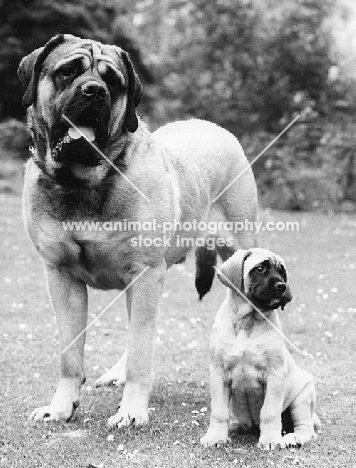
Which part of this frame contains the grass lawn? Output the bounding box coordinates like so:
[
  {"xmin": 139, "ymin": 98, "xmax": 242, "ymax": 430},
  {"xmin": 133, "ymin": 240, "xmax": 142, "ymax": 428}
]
[{"xmin": 1, "ymin": 193, "xmax": 356, "ymax": 467}]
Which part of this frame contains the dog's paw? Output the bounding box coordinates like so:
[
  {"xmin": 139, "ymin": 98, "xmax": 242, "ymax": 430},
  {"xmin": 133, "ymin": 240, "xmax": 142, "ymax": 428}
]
[
  {"xmin": 95, "ymin": 368, "xmax": 126, "ymax": 387},
  {"xmin": 257, "ymin": 434, "xmax": 286, "ymax": 450},
  {"xmin": 95, "ymin": 353, "xmax": 127, "ymax": 387},
  {"xmin": 107, "ymin": 404, "xmax": 149, "ymax": 428},
  {"xmin": 282, "ymin": 433, "xmax": 302, "ymax": 447},
  {"xmin": 200, "ymin": 426, "xmax": 229, "ymax": 448},
  {"xmin": 30, "ymin": 400, "xmax": 78, "ymax": 422},
  {"xmin": 283, "ymin": 430, "xmax": 316, "ymax": 447}
]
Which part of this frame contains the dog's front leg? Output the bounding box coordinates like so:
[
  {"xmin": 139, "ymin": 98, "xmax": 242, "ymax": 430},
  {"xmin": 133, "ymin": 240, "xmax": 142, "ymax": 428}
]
[
  {"xmin": 283, "ymin": 378, "xmax": 318, "ymax": 447},
  {"xmin": 200, "ymin": 364, "xmax": 231, "ymax": 447},
  {"xmin": 30, "ymin": 264, "xmax": 87, "ymax": 422},
  {"xmin": 108, "ymin": 263, "xmax": 165, "ymax": 428},
  {"xmin": 258, "ymin": 370, "xmax": 286, "ymax": 450}
]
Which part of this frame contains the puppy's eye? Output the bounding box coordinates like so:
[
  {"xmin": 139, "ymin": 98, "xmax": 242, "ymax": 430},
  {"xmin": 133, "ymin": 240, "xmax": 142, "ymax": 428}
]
[
  {"xmin": 60, "ymin": 67, "xmax": 76, "ymax": 78},
  {"xmin": 256, "ymin": 266, "xmax": 265, "ymax": 273}
]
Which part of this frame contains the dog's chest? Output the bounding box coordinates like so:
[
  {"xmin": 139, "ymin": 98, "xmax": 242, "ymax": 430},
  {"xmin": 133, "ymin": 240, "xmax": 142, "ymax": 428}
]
[
  {"xmin": 217, "ymin": 331, "xmax": 268, "ymax": 392},
  {"xmin": 34, "ymin": 222, "xmax": 136, "ymax": 289},
  {"xmin": 68, "ymin": 235, "xmax": 131, "ymax": 289}
]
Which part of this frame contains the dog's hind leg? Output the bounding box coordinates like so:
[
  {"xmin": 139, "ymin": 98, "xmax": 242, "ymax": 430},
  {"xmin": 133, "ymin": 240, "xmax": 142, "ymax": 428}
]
[
  {"xmin": 95, "ymin": 288, "xmax": 133, "ymax": 387},
  {"xmin": 213, "ymin": 164, "xmax": 259, "ymax": 260},
  {"xmin": 196, "ymin": 171, "xmax": 258, "ymax": 298},
  {"xmin": 95, "ymin": 350, "xmax": 127, "ymax": 387}
]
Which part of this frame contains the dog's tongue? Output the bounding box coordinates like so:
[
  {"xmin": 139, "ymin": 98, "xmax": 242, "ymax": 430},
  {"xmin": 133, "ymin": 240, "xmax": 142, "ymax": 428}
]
[{"xmin": 68, "ymin": 126, "xmax": 95, "ymax": 142}]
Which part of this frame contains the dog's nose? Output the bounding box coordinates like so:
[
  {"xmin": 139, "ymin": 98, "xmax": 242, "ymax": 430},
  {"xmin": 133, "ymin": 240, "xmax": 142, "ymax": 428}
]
[
  {"xmin": 81, "ymin": 81, "xmax": 107, "ymax": 100},
  {"xmin": 275, "ymin": 282, "xmax": 286, "ymax": 293}
]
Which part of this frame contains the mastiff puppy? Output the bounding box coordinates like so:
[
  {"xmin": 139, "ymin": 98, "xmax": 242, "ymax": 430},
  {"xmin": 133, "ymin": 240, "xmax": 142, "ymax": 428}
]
[
  {"xmin": 18, "ymin": 34, "xmax": 258, "ymax": 427},
  {"xmin": 200, "ymin": 248, "xmax": 320, "ymax": 449}
]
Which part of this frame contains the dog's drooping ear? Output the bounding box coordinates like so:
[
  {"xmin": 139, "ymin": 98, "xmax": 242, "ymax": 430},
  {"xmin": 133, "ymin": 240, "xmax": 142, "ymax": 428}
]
[
  {"xmin": 17, "ymin": 34, "xmax": 66, "ymax": 108},
  {"xmin": 121, "ymin": 51, "xmax": 143, "ymax": 133},
  {"xmin": 217, "ymin": 249, "xmax": 252, "ymax": 292}
]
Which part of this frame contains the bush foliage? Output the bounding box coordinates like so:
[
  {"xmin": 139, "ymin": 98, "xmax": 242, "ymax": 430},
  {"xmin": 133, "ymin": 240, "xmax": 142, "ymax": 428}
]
[{"xmin": 0, "ymin": 0, "xmax": 355, "ymax": 210}]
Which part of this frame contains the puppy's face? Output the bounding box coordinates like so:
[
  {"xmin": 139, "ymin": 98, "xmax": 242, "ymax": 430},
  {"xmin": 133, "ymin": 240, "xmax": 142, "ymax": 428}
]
[
  {"xmin": 243, "ymin": 251, "xmax": 292, "ymax": 311},
  {"xmin": 218, "ymin": 248, "xmax": 292, "ymax": 311},
  {"xmin": 18, "ymin": 34, "xmax": 142, "ymax": 183}
]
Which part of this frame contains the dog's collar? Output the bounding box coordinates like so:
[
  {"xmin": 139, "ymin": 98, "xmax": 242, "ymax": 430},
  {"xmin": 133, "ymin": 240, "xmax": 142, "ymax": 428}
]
[
  {"xmin": 30, "ymin": 142, "xmax": 128, "ymax": 188},
  {"xmin": 30, "ymin": 146, "xmax": 56, "ymax": 181}
]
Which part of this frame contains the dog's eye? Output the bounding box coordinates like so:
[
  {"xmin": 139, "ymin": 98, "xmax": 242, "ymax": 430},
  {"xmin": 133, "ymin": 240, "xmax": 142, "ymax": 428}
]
[
  {"xmin": 60, "ymin": 67, "xmax": 76, "ymax": 78},
  {"xmin": 256, "ymin": 266, "xmax": 265, "ymax": 273},
  {"xmin": 103, "ymin": 68, "xmax": 123, "ymax": 88}
]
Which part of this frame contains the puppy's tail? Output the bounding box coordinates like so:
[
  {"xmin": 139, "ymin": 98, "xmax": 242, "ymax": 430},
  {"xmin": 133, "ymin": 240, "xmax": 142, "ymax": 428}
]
[{"xmin": 195, "ymin": 246, "xmax": 217, "ymax": 300}]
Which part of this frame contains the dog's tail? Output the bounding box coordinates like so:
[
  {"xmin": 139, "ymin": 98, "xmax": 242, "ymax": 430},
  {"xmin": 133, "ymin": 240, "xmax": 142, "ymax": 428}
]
[{"xmin": 195, "ymin": 246, "xmax": 217, "ymax": 300}]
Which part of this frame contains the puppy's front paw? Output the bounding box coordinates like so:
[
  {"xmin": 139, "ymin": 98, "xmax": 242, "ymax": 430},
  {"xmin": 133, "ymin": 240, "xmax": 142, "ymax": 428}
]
[
  {"xmin": 283, "ymin": 430, "xmax": 316, "ymax": 447},
  {"xmin": 200, "ymin": 425, "xmax": 229, "ymax": 448},
  {"xmin": 108, "ymin": 403, "xmax": 148, "ymax": 428},
  {"xmin": 257, "ymin": 433, "xmax": 286, "ymax": 450}
]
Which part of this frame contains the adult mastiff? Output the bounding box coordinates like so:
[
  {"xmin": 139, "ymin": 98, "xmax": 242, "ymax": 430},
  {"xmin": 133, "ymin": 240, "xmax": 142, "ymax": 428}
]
[{"xmin": 18, "ymin": 34, "xmax": 258, "ymax": 427}]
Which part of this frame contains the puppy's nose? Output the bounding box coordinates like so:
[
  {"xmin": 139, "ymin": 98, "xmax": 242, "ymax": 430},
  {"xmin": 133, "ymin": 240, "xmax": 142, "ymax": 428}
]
[
  {"xmin": 81, "ymin": 81, "xmax": 107, "ymax": 100},
  {"xmin": 275, "ymin": 282, "xmax": 286, "ymax": 293}
]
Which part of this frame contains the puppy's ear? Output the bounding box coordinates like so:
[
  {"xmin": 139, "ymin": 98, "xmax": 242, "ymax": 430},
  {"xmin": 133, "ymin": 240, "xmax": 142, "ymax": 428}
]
[
  {"xmin": 17, "ymin": 34, "xmax": 66, "ymax": 108},
  {"xmin": 217, "ymin": 250, "xmax": 252, "ymax": 292},
  {"xmin": 276, "ymin": 255, "xmax": 288, "ymax": 283},
  {"xmin": 121, "ymin": 51, "xmax": 143, "ymax": 133}
]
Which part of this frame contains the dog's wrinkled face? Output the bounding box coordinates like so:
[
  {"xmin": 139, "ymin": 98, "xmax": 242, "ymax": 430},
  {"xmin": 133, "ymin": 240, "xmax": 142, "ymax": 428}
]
[
  {"xmin": 243, "ymin": 249, "xmax": 292, "ymax": 311},
  {"xmin": 17, "ymin": 34, "xmax": 142, "ymax": 182}
]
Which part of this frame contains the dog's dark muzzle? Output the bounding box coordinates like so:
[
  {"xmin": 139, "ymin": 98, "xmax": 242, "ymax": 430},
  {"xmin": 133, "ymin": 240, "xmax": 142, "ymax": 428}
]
[
  {"xmin": 248, "ymin": 281, "xmax": 293, "ymax": 311},
  {"xmin": 50, "ymin": 80, "xmax": 111, "ymax": 166}
]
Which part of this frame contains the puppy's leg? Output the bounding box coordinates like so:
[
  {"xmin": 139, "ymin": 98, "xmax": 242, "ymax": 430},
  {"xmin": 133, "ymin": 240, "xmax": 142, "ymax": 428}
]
[
  {"xmin": 229, "ymin": 392, "xmax": 258, "ymax": 434},
  {"xmin": 95, "ymin": 290, "xmax": 132, "ymax": 386},
  {"xmin": 258, "ymin": 371, "xmax": 286, "ymax": 450},
  {"xmin": 200, "ymin": 364, "xmax": 231, "ymax": 447},
  {"xmin": 30, "ymin": 264, "xmax": 87, "ymax": 421},
  {"xmin": 108, "ymin": 264, "xmax": 165, "ymax": 428},
  {"xmin": 283, "ymin": 379, "xmax": 318, "ymax": 447}
]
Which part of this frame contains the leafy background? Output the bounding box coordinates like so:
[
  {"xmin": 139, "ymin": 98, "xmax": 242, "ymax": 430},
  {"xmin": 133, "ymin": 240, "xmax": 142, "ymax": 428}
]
[{"xmin": 1, "ymin": 0, "xmax": 356, "ymax": 211}]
